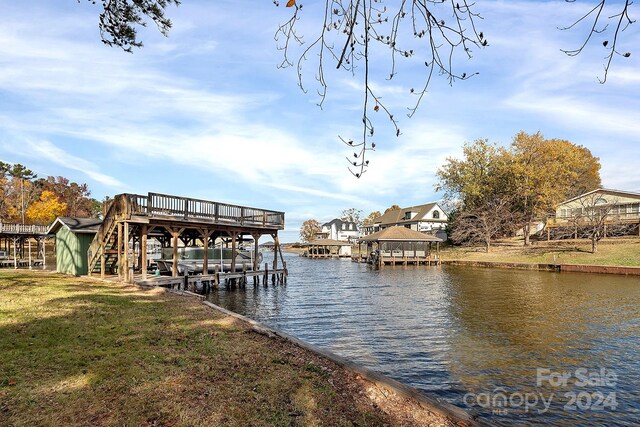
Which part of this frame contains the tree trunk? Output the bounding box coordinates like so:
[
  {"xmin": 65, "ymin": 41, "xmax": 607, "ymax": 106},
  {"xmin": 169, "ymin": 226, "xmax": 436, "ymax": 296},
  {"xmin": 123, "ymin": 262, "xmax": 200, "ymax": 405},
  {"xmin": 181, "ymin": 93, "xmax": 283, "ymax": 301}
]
[
  {"xmin": 592, "ymin": 237, "xmax": 598, "ymax": 254},
  {"xmin": 485, "ymin": 239, "xmax": 491, "ymax": 253}
]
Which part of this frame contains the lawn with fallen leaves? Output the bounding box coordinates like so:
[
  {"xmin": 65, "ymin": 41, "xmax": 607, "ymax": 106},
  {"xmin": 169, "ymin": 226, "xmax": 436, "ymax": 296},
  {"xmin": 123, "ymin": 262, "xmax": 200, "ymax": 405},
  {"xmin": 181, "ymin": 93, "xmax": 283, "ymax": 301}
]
[{"xmin": 0, "ymin": 270, "xmax": 455, "ymax": 427}]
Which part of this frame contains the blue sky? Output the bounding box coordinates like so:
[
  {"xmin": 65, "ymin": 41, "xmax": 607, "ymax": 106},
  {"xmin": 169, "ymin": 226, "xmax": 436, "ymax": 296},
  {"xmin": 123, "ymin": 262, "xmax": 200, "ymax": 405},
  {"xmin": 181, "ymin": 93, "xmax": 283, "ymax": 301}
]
[{"xmin": 0, "ymin": 1, "xmax": 638, "ymax": 242}]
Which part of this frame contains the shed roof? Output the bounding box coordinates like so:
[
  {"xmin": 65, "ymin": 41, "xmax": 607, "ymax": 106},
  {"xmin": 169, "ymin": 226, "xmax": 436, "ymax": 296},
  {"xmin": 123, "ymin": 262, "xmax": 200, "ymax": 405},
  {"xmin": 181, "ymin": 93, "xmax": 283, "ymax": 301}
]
[
  {"xmin": 359, "ymin": 226, "xmax": 443, "ymax": 242},
  {"xmin": 47, "ymin": 217, "xmax": 103, "ymax": 235},
  {"xmin": 306, "ymin": 238, "xmax": 352, "ymax": 246}
]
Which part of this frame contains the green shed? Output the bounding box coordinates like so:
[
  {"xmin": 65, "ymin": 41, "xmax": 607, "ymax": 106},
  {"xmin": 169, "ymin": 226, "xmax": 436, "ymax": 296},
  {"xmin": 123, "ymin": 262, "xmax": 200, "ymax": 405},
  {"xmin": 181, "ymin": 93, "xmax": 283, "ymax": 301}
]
[{"xmin": 47, "ymin": 217, "xmax": 103, "ymax": 276}]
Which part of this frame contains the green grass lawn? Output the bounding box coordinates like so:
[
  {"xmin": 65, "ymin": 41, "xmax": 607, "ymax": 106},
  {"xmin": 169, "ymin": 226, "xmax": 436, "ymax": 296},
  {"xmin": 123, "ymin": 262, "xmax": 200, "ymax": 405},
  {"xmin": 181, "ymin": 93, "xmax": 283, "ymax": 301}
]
[
  {"xmin": 0, "ymin": 271, "xmax": 451, "ymax": 427},
  {"xmin": 440, "ymin": 238, "xmax": 640, "ymax": 267}
]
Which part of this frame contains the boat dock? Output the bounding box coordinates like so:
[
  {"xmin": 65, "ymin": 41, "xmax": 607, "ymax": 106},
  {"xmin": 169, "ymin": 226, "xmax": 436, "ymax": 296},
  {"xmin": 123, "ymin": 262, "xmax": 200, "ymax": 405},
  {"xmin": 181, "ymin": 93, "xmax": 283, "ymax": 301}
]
[
  {"xmin": 0, "ymin": 223, "xmax": 49, "ymax": 269},
  {"xmin": 87, "ymin": 192, "xmax": 287, "ymax": 288}
]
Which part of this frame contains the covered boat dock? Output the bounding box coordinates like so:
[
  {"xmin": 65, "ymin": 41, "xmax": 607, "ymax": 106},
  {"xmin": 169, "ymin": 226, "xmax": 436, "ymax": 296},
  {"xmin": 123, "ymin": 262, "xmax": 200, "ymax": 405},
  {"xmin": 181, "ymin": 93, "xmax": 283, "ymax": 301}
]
[
  {"xmin": 86, "ymin": 192, "xmax": 286, "ymax": 288},
  {"xmin": 304, "ymin": 238, "xmax": 352, "ymax": 258},
  {"xmin": 357, "ymin": 226, "xmax": 442, "ymax": 267}
]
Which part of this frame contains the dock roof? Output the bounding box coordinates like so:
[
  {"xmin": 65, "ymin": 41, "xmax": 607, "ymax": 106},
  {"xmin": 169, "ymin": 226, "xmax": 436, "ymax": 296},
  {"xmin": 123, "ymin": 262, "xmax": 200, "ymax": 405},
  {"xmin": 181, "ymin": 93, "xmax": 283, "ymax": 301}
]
[
  {"xmin": 306, "ymin": 238, "xmax": 352, "ymax": 246},
  {"xmin": 359, "ymin": 226, "xmax": 443, "ymax": 242}
]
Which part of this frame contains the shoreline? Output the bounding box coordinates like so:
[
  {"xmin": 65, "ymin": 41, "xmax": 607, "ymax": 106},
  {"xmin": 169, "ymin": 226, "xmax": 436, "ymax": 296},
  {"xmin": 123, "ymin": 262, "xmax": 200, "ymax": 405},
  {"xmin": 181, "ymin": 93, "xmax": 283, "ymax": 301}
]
[
  {"xmin": 200, "ymin": 299, "xmax": 480, "ymax": 427},
  {"xmin": 0, "ymin": 270, "xmax": 480, "ymax": 427},
  {"xmin": 440, "ymin": 259, "xmax": 640, "ymax": 276}
]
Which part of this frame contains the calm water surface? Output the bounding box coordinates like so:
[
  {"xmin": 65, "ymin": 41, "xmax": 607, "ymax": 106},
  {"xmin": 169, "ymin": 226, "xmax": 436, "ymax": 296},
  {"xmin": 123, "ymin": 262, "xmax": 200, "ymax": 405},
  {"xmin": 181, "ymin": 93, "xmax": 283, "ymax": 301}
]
[{"xmin": 207, "ymin": 253, "xmax": 640, "ymax": 426}]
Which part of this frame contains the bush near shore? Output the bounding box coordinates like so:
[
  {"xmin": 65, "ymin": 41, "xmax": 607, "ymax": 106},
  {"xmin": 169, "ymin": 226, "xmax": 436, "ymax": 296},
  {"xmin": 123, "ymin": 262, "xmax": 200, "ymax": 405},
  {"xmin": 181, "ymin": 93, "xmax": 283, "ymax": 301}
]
[{"xmin": 0, "ymin": 271, "xmax": 456, "ymax": 427}]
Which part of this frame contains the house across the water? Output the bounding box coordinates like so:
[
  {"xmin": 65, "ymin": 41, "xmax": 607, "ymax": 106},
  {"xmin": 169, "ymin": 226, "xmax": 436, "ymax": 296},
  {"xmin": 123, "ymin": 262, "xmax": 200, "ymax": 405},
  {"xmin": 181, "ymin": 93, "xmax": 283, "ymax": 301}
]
[
  {"xmin": 316, "ymin": 218, "xmax": 360, "ymax": 243},
  {"xmin": 362, "ymin": 202, "xmax": 448, "ymax": 240},
  {"xmin": 546, "ymin": 188, "xmax": 640, "ymax": 239}
]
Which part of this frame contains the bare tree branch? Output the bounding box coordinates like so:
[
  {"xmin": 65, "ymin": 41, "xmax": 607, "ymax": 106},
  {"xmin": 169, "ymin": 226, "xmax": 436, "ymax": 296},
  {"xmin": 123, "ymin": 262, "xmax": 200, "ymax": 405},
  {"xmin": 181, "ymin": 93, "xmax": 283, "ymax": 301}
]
[
  {"xmin": 560, "ymin": 0, "xmax": 635, "ymax": 83},
  {"xmin": 275, "ymin": 0, "xmax": 485, "ymax": 177}
]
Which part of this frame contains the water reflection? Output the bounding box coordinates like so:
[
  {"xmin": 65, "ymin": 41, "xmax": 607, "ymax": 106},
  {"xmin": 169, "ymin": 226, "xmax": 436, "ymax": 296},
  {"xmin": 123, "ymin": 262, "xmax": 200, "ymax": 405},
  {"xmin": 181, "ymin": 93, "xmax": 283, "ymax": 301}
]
[{"xmin": 207, "ymin": 253, "xmax": 640, "ymax": 426}]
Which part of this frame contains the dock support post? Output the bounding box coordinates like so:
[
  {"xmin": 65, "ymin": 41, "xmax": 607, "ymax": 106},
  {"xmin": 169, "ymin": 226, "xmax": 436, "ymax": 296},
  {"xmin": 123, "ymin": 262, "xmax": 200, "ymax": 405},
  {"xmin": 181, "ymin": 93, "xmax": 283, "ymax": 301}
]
[
  {"xmin": 117, "ymin": 223, "xmax": 123, "ymax": 280},
  {"xmin": 230, "ymin": 231, "xmax": 238, "ymax": 277},
  {"xmin": 42, "ymin": 237, "xmax": 46, "ymax": 270},
  {"xmin": 124, "ymin": 221, "xmax": 130, "ymax": 282},
  {"xmin": 141, "ymin": 225, "xmax": 148, "ymax": 280},
  {"xmin": 264, "ymin": 263, "xmax": 268, "ymax": 287}
]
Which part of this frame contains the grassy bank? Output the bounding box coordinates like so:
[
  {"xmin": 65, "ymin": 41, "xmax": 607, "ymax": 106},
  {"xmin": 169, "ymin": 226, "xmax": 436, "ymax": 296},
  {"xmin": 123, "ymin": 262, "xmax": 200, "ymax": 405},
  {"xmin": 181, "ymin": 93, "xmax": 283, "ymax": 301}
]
[
  {"xmin": 440, "ymin": 238, "xmax": 640, "ymax": 267},
  {"xmin": 0, "ymin": 271, "xmax": 455, "ymax": 427}
]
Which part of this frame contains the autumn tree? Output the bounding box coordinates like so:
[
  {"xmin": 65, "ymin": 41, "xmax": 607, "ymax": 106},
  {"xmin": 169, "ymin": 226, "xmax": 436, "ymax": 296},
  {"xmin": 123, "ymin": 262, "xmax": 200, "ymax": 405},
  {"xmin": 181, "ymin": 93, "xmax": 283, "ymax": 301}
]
[
  {"xmin": 436, "ymin": 139, "xmax": 508, "ymax": 209},
  {"xmin": 384, "ymin": 205, "xmax": 401, "ymax": 214},
  {"xmin": 26, "ymin": 191, "xmax": 67, "ymax": 225},
  {"xmin": 508, "ymin": 131, "xmax": 601, "ymax": 245},
  {"xmin": 37, "ymin": 176, "xmax": 97, "ymax": 218},
  {"xmin": 299, "ymin": 219, "xmax": 321, "ymax": 243},
  {"xmin": 341, "ymin": 208, "xmax": 363, "ymax": 226},
  {"xmin": 363, "ymin": 210, "xmax": 381, "ymax": 225},
  {"xmin": 437, "ymin": 133, "xmax": 602, "ymax": 248}
]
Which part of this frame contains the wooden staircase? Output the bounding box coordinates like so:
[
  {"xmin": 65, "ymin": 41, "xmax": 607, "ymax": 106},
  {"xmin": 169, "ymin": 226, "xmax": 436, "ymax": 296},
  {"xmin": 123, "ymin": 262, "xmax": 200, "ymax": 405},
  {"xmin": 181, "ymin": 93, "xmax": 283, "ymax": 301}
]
[{"xmin": 87, "ymin": 194, "xmax": 129, "ymax": 276}]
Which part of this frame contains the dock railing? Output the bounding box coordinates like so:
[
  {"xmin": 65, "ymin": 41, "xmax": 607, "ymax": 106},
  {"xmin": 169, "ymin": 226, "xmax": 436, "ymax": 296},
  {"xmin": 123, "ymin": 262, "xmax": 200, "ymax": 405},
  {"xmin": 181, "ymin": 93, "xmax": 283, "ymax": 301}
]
[
  {"xmin": 0, "ymin": 223, "xmax": 49, "ymax": 235},
  {"xmin": 126, "ymin": 192, "xmax": 285, "ymax": 228}
]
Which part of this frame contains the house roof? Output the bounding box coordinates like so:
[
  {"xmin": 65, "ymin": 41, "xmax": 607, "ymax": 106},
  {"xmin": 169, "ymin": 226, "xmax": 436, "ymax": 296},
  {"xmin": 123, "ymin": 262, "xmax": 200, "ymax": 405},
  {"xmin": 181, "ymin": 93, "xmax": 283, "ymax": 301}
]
[
  {"xmin": 321, "ymin": 218, "xmax": 359, "ymax": 229},
  {"xmin": 306, "ymin": 238, "xmax": 352, "ymax": 246},
  {"xmin": 359, "ymin": 226, "xmax": 443, "ymax": 242},
  {"xmin": 47, "ymin": 217, "xmax": 103, "ymax": 235},
  {"xmin": 557, "ymin": 188, "xmax": 640, "ymax": 207},
  {"xmin": 374, "ymin": 203, "xmax": 440, "ymax": 225}
]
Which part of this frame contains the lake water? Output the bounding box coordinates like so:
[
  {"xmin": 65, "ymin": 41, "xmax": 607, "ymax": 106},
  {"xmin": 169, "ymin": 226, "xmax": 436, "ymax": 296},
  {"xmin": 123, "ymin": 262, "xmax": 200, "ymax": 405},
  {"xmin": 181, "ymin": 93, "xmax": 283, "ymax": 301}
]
[{"xmin": 207, "ymin": 252, "xmax": 640, "ymax": 426}]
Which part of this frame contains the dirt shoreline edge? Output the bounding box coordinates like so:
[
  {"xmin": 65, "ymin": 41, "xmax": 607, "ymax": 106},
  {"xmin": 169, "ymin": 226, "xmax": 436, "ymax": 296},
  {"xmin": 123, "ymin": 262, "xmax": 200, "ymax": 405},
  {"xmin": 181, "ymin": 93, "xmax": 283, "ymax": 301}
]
[{"xmin": 199, "ymin": 299, "xmax": 483, "ymax": 427}]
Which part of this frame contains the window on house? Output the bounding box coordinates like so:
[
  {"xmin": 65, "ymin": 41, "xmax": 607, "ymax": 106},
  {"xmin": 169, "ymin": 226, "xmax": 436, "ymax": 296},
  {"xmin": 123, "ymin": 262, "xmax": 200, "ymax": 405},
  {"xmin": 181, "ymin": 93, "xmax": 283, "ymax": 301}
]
[
  {"xmin": 433, "ymin": 210, "xmax": 440, "ymax": 219},
  {"xmin": 342, "ymin": 224, "xmax": 346, "ymax": 230}
]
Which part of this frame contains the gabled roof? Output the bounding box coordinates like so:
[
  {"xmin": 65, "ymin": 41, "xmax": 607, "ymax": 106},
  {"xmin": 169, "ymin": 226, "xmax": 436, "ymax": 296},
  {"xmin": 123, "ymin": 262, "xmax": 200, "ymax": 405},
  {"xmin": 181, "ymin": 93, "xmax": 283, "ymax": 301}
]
[
  {"xmin": 306, "ymin": 238, "xmax": 352, "ymax": 246},
  {"xmin": 374, "ymin": 202, "xmax": 440, "ymax": 225},
  {"xmin": 557, "ymin": 188, "xmax": 640, "ymax": 206},
  {"xmin": 47, "ymin": 217, "xmax": 103, "ymax": 235},
  {"xmin": 322, "ymin": 218, "xmax": 359, "ymax": 229},
  {"xmin": 359, "ymin": 226, "xmax": 443, "ymax": 242}
]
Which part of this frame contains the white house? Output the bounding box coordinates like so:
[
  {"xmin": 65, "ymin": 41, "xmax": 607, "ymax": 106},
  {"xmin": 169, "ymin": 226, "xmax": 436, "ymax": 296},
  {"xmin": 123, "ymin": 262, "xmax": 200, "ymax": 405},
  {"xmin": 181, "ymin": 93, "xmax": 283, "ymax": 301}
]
[
  {"xmin": 366, "ymin": 202, "xmax": 448, "ymax": 239},
  {"xmin": 316, "ymin": 218, "xmax": 360, "ymax": 242}
]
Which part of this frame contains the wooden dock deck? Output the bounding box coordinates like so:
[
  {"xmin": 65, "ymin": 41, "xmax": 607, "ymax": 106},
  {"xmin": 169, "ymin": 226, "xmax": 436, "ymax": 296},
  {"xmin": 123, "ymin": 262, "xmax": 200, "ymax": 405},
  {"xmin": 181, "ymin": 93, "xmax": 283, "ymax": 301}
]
[
  {"xmin": 87, "ymin": 192, "xmax": 287, "ymax": 284},
  {"xmin": 0, "ymin": 223, "xmax": 49, "ymax": 270}
]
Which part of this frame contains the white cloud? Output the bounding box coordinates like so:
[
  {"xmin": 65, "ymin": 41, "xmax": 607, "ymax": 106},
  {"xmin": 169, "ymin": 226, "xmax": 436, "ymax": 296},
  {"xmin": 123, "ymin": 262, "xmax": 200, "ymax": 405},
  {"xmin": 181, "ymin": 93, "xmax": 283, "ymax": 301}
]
[{"xmin": 22, "ymin": 140, "xmax": 125, "ymax": 188}]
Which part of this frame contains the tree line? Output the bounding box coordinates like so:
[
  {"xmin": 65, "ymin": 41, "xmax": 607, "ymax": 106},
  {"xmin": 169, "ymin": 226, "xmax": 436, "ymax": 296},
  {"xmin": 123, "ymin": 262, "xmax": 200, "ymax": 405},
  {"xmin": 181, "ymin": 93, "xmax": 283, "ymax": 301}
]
[
  {"xmin": 437, "ymin": 131, "xmax": 601, "ymax": 251},
  {"xmin": 0, "ymin": 162, "xmax": 103, "ymax": 225},
  {"xmin": 299, "ymin": 131, "xmax": 603, "ymax": 250}
]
